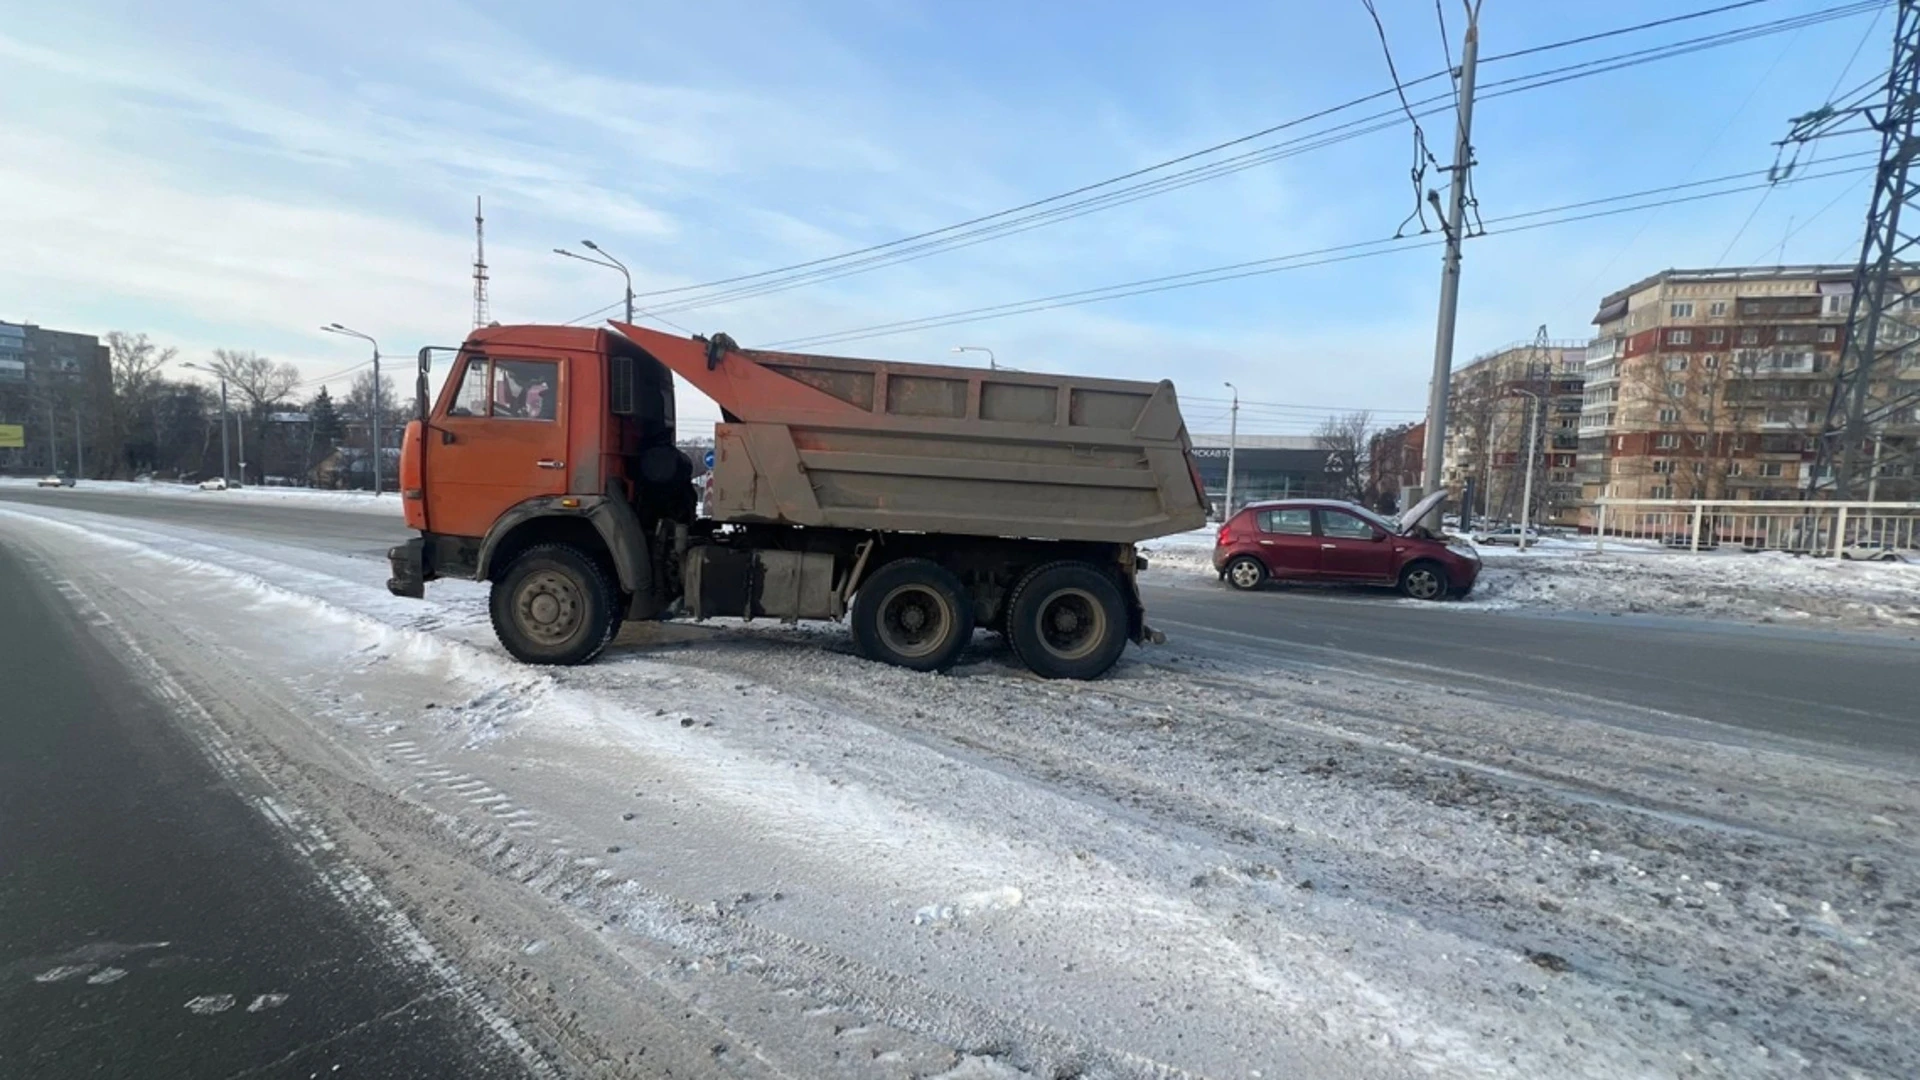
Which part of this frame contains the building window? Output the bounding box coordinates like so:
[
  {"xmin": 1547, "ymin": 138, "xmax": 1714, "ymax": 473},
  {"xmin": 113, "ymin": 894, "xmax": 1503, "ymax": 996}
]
[
  {"xmin": 1670, "ymin": 302, "xmax": 1695, "ymax": 318},
  {"xmin": 1758, "ymin": 462, "xmax": 1785, "ymax": 478},
  {"xmin": 1658, "ymin": 407, "xmax": 1681, "ymax": 423},
  {"xmin": 1819, "ymin": 327, "xmax": 1838, "ymax": 343},
  {"xmin": 1649, "ymin": 485, "xmax": 1672, "ymax": 499},
  {"xmin": 1727, "ymin": 461, "xmax": 1743, "ymax": 476},
  {"xmin": 1692, "ymin": 461, "xmax": 1708, "ymax": 476},
  {"xmin": 1616, "ymin": 436, "xmax": 1626, "ymax": 450},
  {"xmin": 1692, "ymin": 434, "xmax": 1707, "ymax": 449},
  {"xmin": 1708, "ymin": 329, "xmax": 1726, "ymax": 344},
  {"xmin": 1709, "ymin": 301, "xmax": 1728, "ymax": 317},
  {"xmin": 1666, "ymin": 329, "xmax": 1693, "ymax": 345},
  {"xmin": 1703, "ymin": 355, "xmax": 1719, "ymax": 370},
  {"xmin": 1656, "ymin": 433, "xmax": 1680, "ymax": 449},
  {"xmin": 1741, "ymin": 328, "xmax": 1760, "ymax": 344},
  {"xmin": 1824, "ymin": 294, "xmax": 1849, "ymax": 315},
  {"xmin": 1732, "ymin": 435, "xmax": 1747, "ymax": 450},
  {"xmin": 1667, "ymin": 381, "xmax": 1687, "ymax": 398},
  {"xmin": 1665, "ymin": 356, "xmax": 1689, "ymax": 371},
  {"xmin": 1652, "ymin": 459, "xmax": 1674, "ymax": 474}
]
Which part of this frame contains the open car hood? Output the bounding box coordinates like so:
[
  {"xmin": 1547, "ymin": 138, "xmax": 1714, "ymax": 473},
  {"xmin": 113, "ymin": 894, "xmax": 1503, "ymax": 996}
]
[{"xmin": 1398, "ymin": 489, "xmax": 1447, "ymax": 535}]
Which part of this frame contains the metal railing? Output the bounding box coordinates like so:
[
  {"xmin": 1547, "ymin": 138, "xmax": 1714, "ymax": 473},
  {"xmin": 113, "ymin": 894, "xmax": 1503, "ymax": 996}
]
[{"xmin": 1589, "ymin": 498, "xmax": 1920, "ymax": 554}]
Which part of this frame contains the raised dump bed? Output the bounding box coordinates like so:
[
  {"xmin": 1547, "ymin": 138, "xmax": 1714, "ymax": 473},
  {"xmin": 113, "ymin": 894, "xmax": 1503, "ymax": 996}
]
[{"xmin": 613, "ymin": 323, "xmax": 1209, "ymax": 543}]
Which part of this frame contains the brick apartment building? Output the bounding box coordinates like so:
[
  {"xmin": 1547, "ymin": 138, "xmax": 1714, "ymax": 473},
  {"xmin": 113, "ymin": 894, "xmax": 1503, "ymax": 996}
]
[
  {"xmin": 1577, "ymin": 266, "xmax": 1920, "ymax": 518},
  {"xmin": 1440, "ymin": 339, "xmax": 1586, "ymax": 525},
  {"xmin": 1366, "ymin": 421, "xmax": 1424, "ymax": 514}
]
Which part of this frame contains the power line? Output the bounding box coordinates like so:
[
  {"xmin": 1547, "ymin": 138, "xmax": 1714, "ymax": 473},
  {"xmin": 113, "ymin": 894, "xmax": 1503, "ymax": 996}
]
[
  {"xmin": 765, "ymin": 160, "xmax": 1875, "ymax": 352},
  {"xmin": 623, "ymin": 1, "xmax": 1880, "ymax": 322},
  {"xmin": 603, "ymin": 0, "xmax": 1865, "ymax": 321},
  {"xmin": 1478, "ymin": 0, "xmax": 1784, "ymax": 62},
  {"xmin": 1360, "ymin": 0, "xmax": 1444, "ymax": 235}
]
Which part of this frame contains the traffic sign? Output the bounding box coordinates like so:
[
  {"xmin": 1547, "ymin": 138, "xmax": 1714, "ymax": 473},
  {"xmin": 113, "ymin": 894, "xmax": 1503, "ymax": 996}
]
[{"xmin": 704, "ymin": 449, "xmax": 715, "ymax": 469}]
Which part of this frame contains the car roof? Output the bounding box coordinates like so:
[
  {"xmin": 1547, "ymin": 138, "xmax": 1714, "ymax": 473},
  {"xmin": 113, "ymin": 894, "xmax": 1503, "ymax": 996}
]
[{"xmin": 1238, "ymin": 498, "xmax": 1367, "ymax": 511}]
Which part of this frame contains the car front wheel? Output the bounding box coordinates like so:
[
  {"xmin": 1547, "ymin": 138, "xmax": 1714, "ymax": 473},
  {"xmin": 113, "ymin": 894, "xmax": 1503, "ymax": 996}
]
[
  {"xmin": 1223, "ymin": 556, "xmax": 1267, "ymax": 591},
  {"xmin": 1398, "ymin": 561, "xmax": 1450, "ymax": 601}
]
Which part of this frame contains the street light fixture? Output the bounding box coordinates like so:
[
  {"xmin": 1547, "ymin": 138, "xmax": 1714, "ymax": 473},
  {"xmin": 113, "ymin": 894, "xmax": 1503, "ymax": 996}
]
[
  {"xmin": 1507, "ymin": 386, "xmax": 1542, "ymax": 551},
  {"xmin": 555, "ymin": 241, "xmax": 634, "ymax": 323},
  {"xmin": 321, "ymin": 323, "xmax": 384, "ymax": 495},
  {"xmin": 180, "ymin": 361, "xmax": 232, "ymax": 487},
  {"xmin": 951, "ymin": 345, "xmax": 997, "ymax": 371},
  {"xmin": 1223, "ymin": 382, "xmax": 1240, "ymax": 520}
]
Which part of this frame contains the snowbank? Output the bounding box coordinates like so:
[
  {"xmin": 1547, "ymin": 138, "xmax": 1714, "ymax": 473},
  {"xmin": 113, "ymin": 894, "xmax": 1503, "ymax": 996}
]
[{"xmin": 0, "ymin": 476, "xmax": 401, "ymax": 517}]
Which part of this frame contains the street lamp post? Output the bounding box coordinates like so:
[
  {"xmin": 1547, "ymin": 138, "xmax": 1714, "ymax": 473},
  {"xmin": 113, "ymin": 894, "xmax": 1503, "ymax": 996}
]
[
  {"xmin": 1223, "ymin": 382, "xmax": 1240, "ymax": 521},
  {"xmin": 180, "ymin": 361, "xmax": 231, "ymax": 487},
  {"xmin": 322, "ymin": 324, "xmax": 382, "ymax": 495},
  {"xmin": 555, "ymin": 241, "xmax": 634, "ymax": 323},
  {"xmin": 950, "ymin": 345, "xmax": 997, "ymax": 371},
  {"xmin": 1509, "ymin": 387, "xmax": 1541, "ymax": 552}
]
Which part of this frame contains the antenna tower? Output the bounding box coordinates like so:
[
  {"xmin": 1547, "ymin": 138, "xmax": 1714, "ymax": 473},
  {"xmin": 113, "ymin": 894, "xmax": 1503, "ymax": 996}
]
[{"xmin": 473, "ymin": 196, "xmax": 491, "ymax": 328}]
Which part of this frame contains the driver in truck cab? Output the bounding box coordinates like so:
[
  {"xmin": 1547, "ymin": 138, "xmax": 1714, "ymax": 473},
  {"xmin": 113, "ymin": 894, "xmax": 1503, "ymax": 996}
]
[{"xmin": 491, "ymin": 360, "xmax": 554, "ymax": 420}]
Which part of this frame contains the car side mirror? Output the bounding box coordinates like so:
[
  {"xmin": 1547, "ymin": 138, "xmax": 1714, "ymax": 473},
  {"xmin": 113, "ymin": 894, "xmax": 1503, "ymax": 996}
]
[{"xmin": 1371, "ymin": 530, "xmax": 1388, "ymax": 542}]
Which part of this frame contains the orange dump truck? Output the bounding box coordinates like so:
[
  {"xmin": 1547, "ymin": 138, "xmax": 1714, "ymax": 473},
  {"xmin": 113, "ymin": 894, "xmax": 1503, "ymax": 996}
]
[{"xmin": 388, "ymin": 322, "xmax": 1208, "ymax": 678}]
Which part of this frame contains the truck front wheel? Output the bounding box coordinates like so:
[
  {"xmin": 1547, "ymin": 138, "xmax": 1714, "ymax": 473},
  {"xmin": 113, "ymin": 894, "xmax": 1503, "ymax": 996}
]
[
  {"xmin": 490, "ymin": 544, "xmax": 622, "ymax": 665},
  {"xmin": 851, "ymin": 558, "xmax": 975, "ymax": 673},
  {"xmin": 1006, "ymin": 562, "xmax": 1128, "ymax": 680}
]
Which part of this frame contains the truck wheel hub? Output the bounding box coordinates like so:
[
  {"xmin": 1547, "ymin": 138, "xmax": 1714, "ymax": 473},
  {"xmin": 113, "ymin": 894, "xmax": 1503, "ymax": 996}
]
[
  {"xmin": 878, "ymin": 585, "xmax": 948, "ymax": 659},
  {"xmin": 517, "ymin": 571, "xmax": 582, "ymax": 643},
  {"xmin": 1037, "ymin": 589, "xmax": 1103, "ymax": 660}
]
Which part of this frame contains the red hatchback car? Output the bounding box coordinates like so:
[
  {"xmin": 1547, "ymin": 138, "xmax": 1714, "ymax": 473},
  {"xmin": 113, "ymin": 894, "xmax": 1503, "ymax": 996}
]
[{"xmin": 1211, "ymin": 493, "xmax": 1480, "ymax": 601}]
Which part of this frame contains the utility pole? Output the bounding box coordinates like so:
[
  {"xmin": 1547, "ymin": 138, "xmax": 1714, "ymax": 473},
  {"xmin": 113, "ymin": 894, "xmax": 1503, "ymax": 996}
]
[
  {"xmin": 1418, "ymin": 3, "xmax": 1480, "ymax": 528},
  {"xmin": 554, "ymin": 241, "xmax": 634, "ymax": 324},
  {"xmin": 46, "ymin": 399, "xmax": 56, "ymax": 475},
  {"xmin": 73, "ymin": 406, "xmax": 83, "ymax": 479},
  {"xmin": 1223, "ymin": 382, "xmax": 1240, "ymax": 520},
  {"xmin": 1511, "ymin": 388, "xmax": 1541, "ymax": 551},
  {"xmin": 236, "ymin": 404, "xmax": 247, "ymax": 486},
  {"xmin": 322, "ymin": 324, "xmax": 382, "ymax": 494},
  {"xmin": 182, "ymin": 361, "xmax": 232, "ymax": 486}
]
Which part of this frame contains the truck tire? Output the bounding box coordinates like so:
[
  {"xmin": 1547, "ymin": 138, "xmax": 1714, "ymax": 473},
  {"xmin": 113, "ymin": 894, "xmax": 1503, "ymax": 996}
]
[
  {"xmin": 851, "ymin": 558, "xmax": 975, "ymax": 673},
  {"xmin": 1006, "ymin": 561, "xmax": 1129, "ymax": 680},
  {"xmin": 490, "ymin": 544, "xmax": 623, "ymax": 665}
]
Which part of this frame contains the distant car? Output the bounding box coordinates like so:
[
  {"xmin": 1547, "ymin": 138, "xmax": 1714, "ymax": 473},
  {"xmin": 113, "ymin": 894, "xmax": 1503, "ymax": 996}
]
[
  {"xmin": 1213, "ymin": 491, "xmax": 1480, "ymax": 600},
  {"xmin": 1840, "ymin": 542, "xmax": 1907, "ymax": 562},
  {"xmin": 36, "ymin": 475, "xmax": 75, "ymax": 488},
  {"xmin": 1470, "ymin": 524, "xmax": 1541, "ymax": 547},
  {"xmin": 197, "ymin": 477, "xmax": 229, "ymax": 491}
]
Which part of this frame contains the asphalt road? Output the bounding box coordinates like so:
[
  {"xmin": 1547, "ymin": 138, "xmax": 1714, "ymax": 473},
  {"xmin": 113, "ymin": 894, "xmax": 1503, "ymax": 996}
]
[
  {"xmin": 0, "ymin": 539, "xmax": 530, "ymax": 1079},
  {"xmin": 5, "ymin": 485, "xmax": 1917, "ymax": 760}
]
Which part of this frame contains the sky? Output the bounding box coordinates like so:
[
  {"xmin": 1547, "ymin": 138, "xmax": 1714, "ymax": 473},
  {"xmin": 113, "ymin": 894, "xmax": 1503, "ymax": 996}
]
[{"xmin": 0, "ymin": 0, "xmax": 1895, "ymax": 436}]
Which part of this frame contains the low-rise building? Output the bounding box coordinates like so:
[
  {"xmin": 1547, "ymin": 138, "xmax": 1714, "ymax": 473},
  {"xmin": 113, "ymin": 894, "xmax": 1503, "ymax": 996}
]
[
  {"xmin": 1440, "ymin": 338, "xmax": 1586, "ymax": 526},
  {"xmin": 0, "ymin": 320, "xmax": 113, "ymax": 476}
]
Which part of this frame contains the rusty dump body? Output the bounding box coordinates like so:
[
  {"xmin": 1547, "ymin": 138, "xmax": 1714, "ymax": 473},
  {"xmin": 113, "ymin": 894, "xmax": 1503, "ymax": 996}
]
[
  {"xmin": 611, "ymin": 321, "xmax": 1208, "ymax": 543},
  {"xmin": 391, "ymin": 320, "xmax": 1208, "ymax": 678}
]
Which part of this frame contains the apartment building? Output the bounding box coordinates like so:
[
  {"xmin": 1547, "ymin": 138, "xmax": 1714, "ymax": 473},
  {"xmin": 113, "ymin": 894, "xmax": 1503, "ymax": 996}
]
[
  {"xmin": 1577, "ymin": 265, "xmax": 1920, "ymax": 515},
  {"xmin": 1440, "ymin": 339, "xmax": 1586, "ymax": 525},
  {"xmin": 0, "ymin": 320, "xmax": 113, "ymax": 476},
  {"xmin": 1366, "ymin": 421, "xmax": 1424, "ymax": 514}
]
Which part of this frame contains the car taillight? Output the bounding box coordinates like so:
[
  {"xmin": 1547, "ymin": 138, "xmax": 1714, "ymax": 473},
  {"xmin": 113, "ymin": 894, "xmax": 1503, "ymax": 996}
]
[{"xmin": 1217, "ymin": 524, "xmax": 1234, "ymax": 546}]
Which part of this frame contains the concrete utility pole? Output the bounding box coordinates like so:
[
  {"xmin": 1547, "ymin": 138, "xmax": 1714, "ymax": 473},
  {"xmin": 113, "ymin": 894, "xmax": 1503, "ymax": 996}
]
[
  {"xmin": 323, "ymin": 324, "xmax": 382, "ymax": 494},
  {"xmin": 73, "ymin": 406, "xmax": 83, "ymax": 479},
  {"xmin": 1223, "ymin": 382, "xmax": 1240, "ymax": 520},
  {"xmin": 46, "ymin": 399, "xmax": 57, "ymax": 474},
  {"xmin": 1511, "ymin": 387, "xmax": 1540, "ymax": 551},
  {"xmin": 1418, "ymin": 3, "xmax": 1480, "ymax": 528}
]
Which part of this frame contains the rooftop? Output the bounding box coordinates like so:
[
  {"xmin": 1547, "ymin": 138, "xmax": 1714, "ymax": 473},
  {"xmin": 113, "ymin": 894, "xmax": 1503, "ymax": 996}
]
[{"xmin": 1596, "ymin": 264, "xmax": 1859, "ymax": 309}]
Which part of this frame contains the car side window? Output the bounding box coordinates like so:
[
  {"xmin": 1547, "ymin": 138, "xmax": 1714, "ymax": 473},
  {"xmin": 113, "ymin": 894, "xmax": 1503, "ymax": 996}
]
[
  {"xmin": 1320, "ymin": 510, "xmax": 1376, "ymax": 539},
  {"xmin": 449, "ymin": 358, "xmax": 490, "ymax": 416},
  {"xmin": 1257, "ymin": 508, "xmax": 1313, "ymax": 535},
  {"xmin": 492, "ymin": 359, "xmax": 559, "ymax": 421}
]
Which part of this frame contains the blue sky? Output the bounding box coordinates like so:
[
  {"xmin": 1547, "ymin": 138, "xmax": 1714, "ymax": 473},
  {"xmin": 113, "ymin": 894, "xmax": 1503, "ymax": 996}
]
[{"xmin": 0, "ymin": 0, "xmax": 1892, "ymax": 433}]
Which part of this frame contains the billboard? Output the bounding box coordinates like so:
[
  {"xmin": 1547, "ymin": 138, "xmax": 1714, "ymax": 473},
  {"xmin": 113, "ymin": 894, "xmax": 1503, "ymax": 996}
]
[{"xmin": 0, "ymin": 424, "xmax": 24, "ymax": 449}]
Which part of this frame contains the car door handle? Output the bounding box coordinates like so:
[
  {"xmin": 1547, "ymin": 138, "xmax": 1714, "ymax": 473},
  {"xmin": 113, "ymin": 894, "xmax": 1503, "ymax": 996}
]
[
  {"xmin": 536, "ymin": 459, "xmax": 566, "ymax": 470},
  {"xmin": 1321, "ymin": 543, "xmax": 1338, "ymax": 549},
  {"xmin": 1258, "ymin": 539, "xmax": 1276, "ymax": 545}
]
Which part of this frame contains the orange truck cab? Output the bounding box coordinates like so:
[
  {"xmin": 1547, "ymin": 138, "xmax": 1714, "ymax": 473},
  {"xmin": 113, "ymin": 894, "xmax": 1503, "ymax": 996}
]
[{"xmin": 388, "ymin": 322, "xmax": 1208, "ymax": 679}]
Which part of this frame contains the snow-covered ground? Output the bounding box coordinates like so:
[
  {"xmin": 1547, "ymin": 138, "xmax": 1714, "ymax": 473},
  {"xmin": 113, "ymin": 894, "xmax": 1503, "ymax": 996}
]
[
  {"xmin": 0, "ymin": 476, "xmax": 401, "ymax": 517},
  {"xmin": 4, "ymin": 498, "xmax": 1918, "ymax": 1077},
  {"xmin": 1142, "ymin": 526, "xmax": 1920, "ymax": 630}
]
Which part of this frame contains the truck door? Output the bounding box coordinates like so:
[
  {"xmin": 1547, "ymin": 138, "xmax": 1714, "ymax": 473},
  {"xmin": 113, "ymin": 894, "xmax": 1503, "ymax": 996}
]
[{"xmin": 426, "ymin": 352, "xmax": 568, "ymax": 539}]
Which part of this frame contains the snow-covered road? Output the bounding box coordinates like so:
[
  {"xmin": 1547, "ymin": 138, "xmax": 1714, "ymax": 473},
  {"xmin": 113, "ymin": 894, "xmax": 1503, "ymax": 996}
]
[{"xmin": 3, "ymin": 499, "xmax": 1917, "ymax": 1078}]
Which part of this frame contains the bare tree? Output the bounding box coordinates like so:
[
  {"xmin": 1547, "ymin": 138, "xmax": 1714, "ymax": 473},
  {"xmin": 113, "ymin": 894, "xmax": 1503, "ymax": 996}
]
[
  {"xmin": 1315, "ymin": 410, "xmax": 1373, "ymax": 502},
  {"xmin": 103, "ymin": 331, "xmax": 178, "ymax": 476},
  {"xmin": 204, "ymin": 349, "xmax": 300, "ymax": 483}
]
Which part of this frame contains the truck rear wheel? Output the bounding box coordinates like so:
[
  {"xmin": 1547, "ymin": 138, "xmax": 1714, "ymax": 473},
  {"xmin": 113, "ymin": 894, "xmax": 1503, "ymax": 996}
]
[
  {"xmin": 490, "ymin": 544, "xmax": 622, "ymax": 665},
  {"xmin": 1006, "ymin": 561, "xmax": 1128, "ymax": 680},
  {"xmin": 851, "ymin": 558, "xmax": 974, "ymax": 673}
]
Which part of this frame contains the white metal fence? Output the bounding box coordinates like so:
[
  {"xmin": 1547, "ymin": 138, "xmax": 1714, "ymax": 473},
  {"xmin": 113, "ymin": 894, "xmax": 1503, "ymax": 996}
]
[{"xmin": 1591, "ymin": 499, "xmax": 1920, "ymax": 555}]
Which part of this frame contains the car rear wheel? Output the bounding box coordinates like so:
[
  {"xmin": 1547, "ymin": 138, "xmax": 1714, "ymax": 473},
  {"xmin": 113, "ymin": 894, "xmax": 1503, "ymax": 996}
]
[
  {"xmin": 1223, "ymin": 556, "xmax": 1267, "ymax": 591},
  {"xmin": 490, "ymin": 544, "xmax": 623, "ymax": 665},
  {"xmin": 852, "ymin": 558, "xmax": 974, "ymax": 673},
  {"xmin": 1006, "ymin": 561, "xmax": 1129, "ymax": 680},
  {"xmin": 1398, "ymin": 561, "xmax": 1450, "ymax": 601}
]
